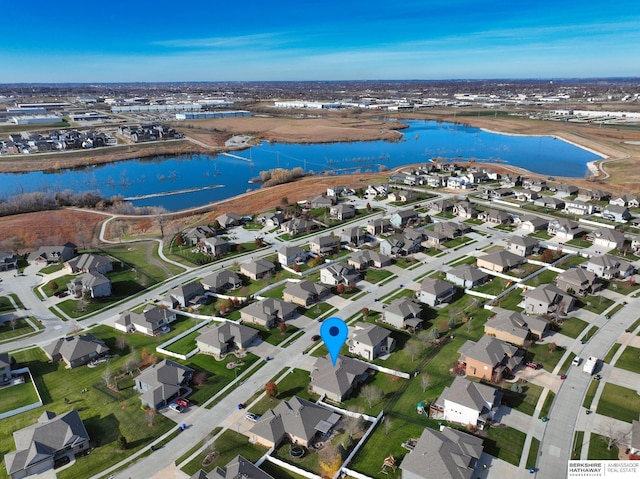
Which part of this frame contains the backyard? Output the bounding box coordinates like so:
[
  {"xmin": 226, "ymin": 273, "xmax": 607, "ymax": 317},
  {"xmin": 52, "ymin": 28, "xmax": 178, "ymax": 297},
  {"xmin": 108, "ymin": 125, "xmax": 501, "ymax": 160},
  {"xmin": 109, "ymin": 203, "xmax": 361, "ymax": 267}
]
[{"xmin": 596, "ymin": 383, "xmax": 640, "ymax": 423}]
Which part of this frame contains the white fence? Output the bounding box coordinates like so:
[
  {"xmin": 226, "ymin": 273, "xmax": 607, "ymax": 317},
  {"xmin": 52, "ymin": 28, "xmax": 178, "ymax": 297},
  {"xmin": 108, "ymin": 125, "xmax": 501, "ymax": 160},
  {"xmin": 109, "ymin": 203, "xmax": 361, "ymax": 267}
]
[
  {"xmin": 155, "ymin": 319, "xmax": 215, "ymax": 360},
  {"xmin": 264, "ymin": 455, "xmax": 322, "ymax": 479},
  {"xmin": 0, "ymin": 368, "xmax": 43, "ymax": 420},
  {"xmin": 338, "ymin": 410, "xmax": 384, "ymax": 479}
]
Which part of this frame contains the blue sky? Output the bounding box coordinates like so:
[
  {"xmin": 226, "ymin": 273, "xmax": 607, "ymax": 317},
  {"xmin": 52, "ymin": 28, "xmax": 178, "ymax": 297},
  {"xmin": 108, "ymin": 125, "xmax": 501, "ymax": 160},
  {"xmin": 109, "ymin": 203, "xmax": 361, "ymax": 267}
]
[{"xmin": 3, "ymin": 0, "xmax": 639, "ymax": 82}]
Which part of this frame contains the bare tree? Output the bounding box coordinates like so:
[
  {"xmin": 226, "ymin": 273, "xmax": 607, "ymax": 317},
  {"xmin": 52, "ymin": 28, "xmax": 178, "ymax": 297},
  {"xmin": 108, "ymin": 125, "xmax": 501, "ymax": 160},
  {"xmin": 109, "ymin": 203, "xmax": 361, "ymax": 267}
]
[
  {"xmin": 102, "ymin": 364, "xmax": 112, "ymax": 389},
  {"xmin": 421, "ymin": 373, "xmax": 431, "ymax": 392},
  {"xmin": 384, "ymin": 416, "xmax": 392, "ymax": 436},
  {"xmin": 361, "ymin": 384, "xmax": 383, "ymax": 409},
  {"xmin": 115, "ymin": 336, "xmax": 128, "ymax": 351},
  {"xmin": 405, "ymin": 339, "xmax": 424, "ymax": 362},
  {"xmin": 9, "ymin": 317, "xmax": 17, "ymax": 331},
  {"xmin": 597, "ymin": 420, "xmax": 630, "ymax": 450}
]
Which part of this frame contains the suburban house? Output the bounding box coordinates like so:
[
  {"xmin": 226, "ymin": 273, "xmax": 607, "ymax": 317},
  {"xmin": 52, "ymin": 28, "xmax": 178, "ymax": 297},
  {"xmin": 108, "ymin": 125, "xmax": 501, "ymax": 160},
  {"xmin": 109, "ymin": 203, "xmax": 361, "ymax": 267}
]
[
  {"xmin": 283, "ymin": 280, "xmax": 330, "ymax": 307},
  {"xmin": 489, "ymin": 187, "xmax": 514, "ymax": 199},
  {"xmin": 519, "ymin": 215, "xmax": 549, "ymax": 233},
  {"xmin": 327, "ymin": 185, "xmax": 354, "ymax": 197},
  {"xmin": 431, "ymin": 376, "xmax": 503, "ymax": 430},
  {"xmin": 379, "ymin": 231, "xmax": 422, "ymax": 257},
  {"xmin": 389, "ymin": 209, "xmax": 419, "ymax": 228},
  {"xmin": 415, "ymin": 278, "xmax": 457, "ymax": 307},
  {"xmin": 476, "ymin": 250, "xmax": 523, "ymax": 273},
  {"xmin": 388, "ymin": 190, "xmax": 419, "ymax": 203},
  {"xmin": 201, "ymin": 270, "xmax": 243, "ymax": 293},
  {"xmin": 555, "ymin": 183, "xmax": 579, "ymax": 196},
  {"xmin": 182, "ymin": 225, "xmax": 217, "ymax": 245},
  {"xmin": 256, "ymin": 212, "xmax": 285, "ymax": 228},
  {"xmin": 162, "ymin": 281, "xmax": 206, "ymax": 308},
  {"xmin": 422, "ymin": 229, "xmax": 448, "ymax": 248},
  {"xmin": 588, "ymin": 228, "xmax": 626, "ymax": 251},
  {"xmin": 319, "ymin": 262, "xmax": 360, "ymax": 287},
  {"xmin": 383, "ymin": 297, "xmax": 423, "ymax": 331},
  {"xmin": 522, "ymin": 284, "xmax": 575, "ymax": 316},
  {"xmin": 199, "ymin": 237, "xmax": 230, "ymax": 257},
  {"xmin": 277, "ymin": 245, "xmax": 308, "ymax": 266},
  {"xmin": 5, "ymin": 410, "xmax": 90, "ymax": 479},
  {"xmin": 523, "ymin": 178, "xmax": 547, "ymax": 191},
  {"xmin": 64, "ymin": 253, "xmax": 113, "ymax": 274},
  {"xmin": 0, "ymin": 251, "xmax": 18, "ymax": 271},
  {"xmin": 433, "ymin": 221, "xmax": 471, "ymax": 239},
  {"xmin": 347, "ymin": 250, "xmax": 392, "ymax": 270},
  {"xmin": 135, "ymin": 359, "xmax": 193, "ymax": 409},
  {"xmin": 366, "ymin": 184, "xmax": 388, "ymax": 197},
  {"xmin": 67, "ymin": 271, "xmax": 112, "ymax": 298},
  {"xmin": 446, "ymin": 264, "xmax": 489, "ymax": 289},
  {"xmin": 484, "ymin": 308, "xmax": 548, "ymax": 345},
  {"xmin": 610, "ymin": 195, "xmax": 639, "ymax": 208},
  {"xmin": 428, "ymin": 199, "xmax": 453, "ymax": 215},
  {"xmin": 280, "ymin": 218, "xmax": 318, "ymax": 236},
  {"xmin": 366, "ymin": 218, "xmax": 392, "ymax": 236},
  {"xmin": 563, "ymin": 199, "xmax": 594, "ymax": 215},
  {"xmin": 28, "ymin": 242, "xmax": 77, "ymax": 264},
  {"xmin": 249, "ymin": 396, "xmax": 340, "ymax": 448},
  {"xmin": 196, "ymin": 322, "xmax": 259, "ymax": 357},
  {"xmin": 307, "ymin": 194, "xmax": 335, "ymax": 209},
  {"xmin": 602, "ymin": 204, "xmax": 632, "ymax": 223},
  {"xmin": 42, "ymin": 334, "xmax": 110, "ymax": 369},
  {"xmin": 330, "ymin": 203, "xmax": 356, "ymax": 220},
  {"xmin": 348, "ymin": 322, "xmax": 395, "ymax": 360},
  {"xmin": 586, "ymin": 254, "xmax": 635, "ymax": 279},
  {"xmin": 340, "ymin": 227, "xmax": 367, "ymax": 246},
  {"xmin": 453, "ymin": 201, "xmax": 478, "ymax": 219},
  {"xmin": 477, "ymin": 209, "xmax": 511, "ymax": 225},
  {"xmin": 115, "ymin": 306, "xmax": 176, "ymax": 336},
  {"xmin": 216, "ymin": 213, "xmax": 243, "ymax": 228},
  {"xmin": 190, "ymin": 456, "xmax": 275, "ymax": 479},
  {"xmin": 548, "ymin": 218, "xmax": 581, "ymax": 240},
  {"xmin": 310, "ymin": 355, "xmax": 370, "ymax": 402},
  {"xmin": 239, "ymin": 298, "xmax": 298, "ymax": 329},
  {"xmin": 500, "ymin": 174, "xmax": 521, "ymax": 188},
  {"xmin": 533, "ymin": 196, "xmax": 565, "ymax": 210},
  {"xmin": 458, "ymin": 335, "xmax": 523, "ymax": 381},
  {"xmin": 579, "ymin": 189, "xmax": 610, "ymax": 202},
  {"xmin": 514, "ymin": 189, "xmax": 539, "ymax": 202},
  {"xmin": 400, "ymin": 427, "xmax": 483, "ymax": 479},
  {"xmin": 309, "ymin": 235, "xmax": 341, "ymax": 256},
  {"xmin": 555, "ymin": 268, "xmax": 600, "ymax": 296},
  {"xmin": 507, "ymin": 236, "xmax": 538, "ymax": 257},
  {"xmin": 447, "ymin": 176, "xmax": 473, "ymax": 190},
  {"xmin": 240, "ymin": 258, "xmax": 276, "ymax": 280}
]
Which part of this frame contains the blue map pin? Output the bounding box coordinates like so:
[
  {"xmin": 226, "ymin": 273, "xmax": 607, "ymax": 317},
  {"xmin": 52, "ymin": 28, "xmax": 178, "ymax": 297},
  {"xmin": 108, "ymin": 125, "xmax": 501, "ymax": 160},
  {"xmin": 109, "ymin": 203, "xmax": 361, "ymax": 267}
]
[{"xmin": 320, "ymin": 317, "xmax": 348, "ymax": 366}]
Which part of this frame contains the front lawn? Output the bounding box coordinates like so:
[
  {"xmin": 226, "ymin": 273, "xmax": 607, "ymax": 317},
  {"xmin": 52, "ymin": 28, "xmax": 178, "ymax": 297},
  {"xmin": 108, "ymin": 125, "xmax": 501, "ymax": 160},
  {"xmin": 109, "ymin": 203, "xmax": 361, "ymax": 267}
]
[
  {"xmin": 587, "ymin": 433, "xmax": 620, "ymax": 460},
  {"xmin": 527, "ymin": 342, "xmax": 566, "ymax": 371},
  {"xmin": 539, "ymin": 391, "xmax": 555, "ymax": 419},
  {"xmin": 578, "ymin": 296, "xmax": 614, "ymax": 315},
  {"xmin": 606, "ymin": 279, "xmax": 640, "ymax": 295},
  {"xmin": 181, "ymin": 429, "xmax": 268, "ymax": 476},
  {"xmin": 526, "ymin": 437, "xmax": 541, "ymax": 469},
  {"xmin": 558, "ymin": 317, "xmax": 589, "ymax": 339},
  {"xmin": 501, "ymin": 383, "xmax": 544, "ymax": 416},
  {"xmin": 42, "ymin": 274, "xmax": 76, "ymax": 297},
  {"xmin": 484, "ymin": 426, "xmax": 527, "ymax": 466},
  {"xmin": 612, "ymin": 345, "xmax": 640, "ymax": 374},
  {"xmin": 582, "ymin": 380, "xmax": 599, "ymax": 409},
  {"xmin": 597, "ymin": 383, "xmax": 640, "ymax": 423},
  {"xmin": 302, "ymin": 302, "xmax": 335, "ymax": 320},
  {"xmin": 362, "ymin": 268, "xmax": 395, "ymax": 284},
  {"xmin": 248, "ymin": 368, "xmax": 318, "ymax": 416},
  {"xmin": 0, "ymin": 317, "xmax": 38, "ymax": 342},
  {"xmin": 250, "ymin": 323, "xmax": 299, "ymax": 346}
]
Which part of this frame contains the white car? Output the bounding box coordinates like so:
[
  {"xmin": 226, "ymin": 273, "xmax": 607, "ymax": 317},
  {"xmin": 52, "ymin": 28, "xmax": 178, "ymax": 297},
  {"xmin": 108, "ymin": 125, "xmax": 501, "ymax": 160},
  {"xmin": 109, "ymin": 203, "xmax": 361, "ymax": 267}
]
[
  {"xmin": 245, "ymin": 413, "xmax": 260, "ymax": 422},
  {"xmin": 169, "ymin": 402, "xmax": 184, "ymax": 413}
]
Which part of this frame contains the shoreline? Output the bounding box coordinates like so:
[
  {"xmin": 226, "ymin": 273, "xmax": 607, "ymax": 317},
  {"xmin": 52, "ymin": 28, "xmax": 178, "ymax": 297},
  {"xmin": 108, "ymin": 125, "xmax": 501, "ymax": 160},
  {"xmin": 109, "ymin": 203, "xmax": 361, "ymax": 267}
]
[{"xmin": 477, "ymin": 126, "xmax": 608, "ymax": 178}]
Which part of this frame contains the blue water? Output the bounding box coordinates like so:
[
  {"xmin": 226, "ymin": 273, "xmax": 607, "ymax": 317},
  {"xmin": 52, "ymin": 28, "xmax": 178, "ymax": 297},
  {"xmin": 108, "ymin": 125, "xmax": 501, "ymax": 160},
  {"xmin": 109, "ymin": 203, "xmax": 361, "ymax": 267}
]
[{"xmin": 0, "ymin": 120, "xmax": 600, "ymax": 211}]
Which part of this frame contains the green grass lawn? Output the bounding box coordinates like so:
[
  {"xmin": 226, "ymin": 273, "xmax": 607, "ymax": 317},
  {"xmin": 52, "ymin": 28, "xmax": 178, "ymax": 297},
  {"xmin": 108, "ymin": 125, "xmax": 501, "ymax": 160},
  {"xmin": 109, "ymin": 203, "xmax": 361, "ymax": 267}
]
[
  {"xmin": 100, "ymin": 242, "xmax": 184, "ymax": 282},
  {"xmin": 572, "ymin": 431, "xmax": 585, "ymax": 460},
  {"xmin": 539, "ymin": 391, "xmax": 555, "ymax": 419},
  {"xmin": 0, "ymin": 296, "xmax": 15, "ymax": 313},
  {"xmin": 523, "ymin": 268, "xmax": 558, "ymax": 286},
  {"xmin": 42, "ymin": 274, "xmax": 76, "ymax": 297},
  {"xmin": 484, "ymin": 426, "xmax": 527, "ymax": 466},
  {"xmin": 382, "ymin": 288, "xmax": 415, "ymax": 304},
  {"xmin": 0, "ymin": 317, "xmax": 38, "ymax": 342},
  {"xmin": 578, "ymin": 296, "xmax": 614, "ymax": 315},
  {"xmin": 163, "ymin": 330, "xmax": 201, "ymax": 355},
  {"xmin": 473, "ymin": 277, "xmax": 508, "ymax": 296},
  {"xmin": 394, "ymin": 257, "xmax": 419, "ymax": 269},
  {"xmin": 494, "ymin": 289, "xmax": 523, "ymax": 311},
  {"xmin": 557, "ymin": 255, "xmax": 588, "ymax": 268},
  {"xmin": 627, "ymin": 317, "xmax": 640, "ymax": 333},
  {"xmin": 181, "ymin": 429, "xmax": 268, "ymax": 476},
  {"xmin": 0, "ymin": 376, "xmax": 41, "ymax": 414},
  {"xmin": 250, "ymin": 323, "xmax": 299, "ymax": 346},
  {"xmin": 526, "ymin": 437, "xmax": 541, "ymax": 469},
  {"xmin": 38, "ymin": 263, "xmax": 65, "ymax": 275},
  {"xmin": 501, "ymin": 383, "xmax": 543, "ymax": 416},
  {"xmin": 336, "ymin": 372, "xmax": 407, "ymax": 416},
  {"xmin": 2, "ymin": 347, "xmax": 175, "ymax": 479},
  {"xmin": 301, "ymin": 302, "xmax": 334, "ymax": 320},
  {"xmin": 174, "ymin": 426, "xmax": 222, "ymax": 466},
  {"xmin": 587, "ymin": 433, "xmax": 620, "ymax": 460},
  {"xmin": 611, "ymin": 345, "xmax": 640, "ymax": 374},
  {"xmin": 529, "ymin": 230, "xmax": 553, "ymax": 240},
  {"xmin": 582, "ymin": 380, "xmax": 599, "ymax": 409},
  {"xmin": 559, "ymin": 317, "xmax": 589, "ymax": 339},
  {"xmin": 565, "ymin": 238, "xmax": 592, "ymax": 248},
  {"xmin": 597, "ymin": 383, "xmax": 640, "ymax": 423},
  {"xmin": 603, "ymin": 343, "xmax": 621, "ymax": 364},
  {"xmin": 362, "ymin": 268, "xmax": 395, "ymax": 284},
  {"xmin": 261, "ymin": 462, "xmax": 309, "ymax": 479},
  {"xmin": 260, "ymin": 283, "xmax": 287, "ymax": 299},
  {"xmin": 527, "ymin": 342, "xmax": 566, "ymax": 372},
  {"xmin": 442, "ymin": 236, "xmax": 474, "ymax": 248},
  {"xmin": 606, "ymin": 279, "xmax": 640, "ymax": 294}
]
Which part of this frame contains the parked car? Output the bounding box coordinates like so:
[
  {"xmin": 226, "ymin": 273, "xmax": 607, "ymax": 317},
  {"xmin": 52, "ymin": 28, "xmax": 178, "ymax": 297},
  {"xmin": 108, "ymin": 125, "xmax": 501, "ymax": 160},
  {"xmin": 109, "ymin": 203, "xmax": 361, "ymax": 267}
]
[
  {"xmin": 176, "ymin": 398, "xmax": 189, "ymax": 408},
  {"xmin": 169, "ymin": 402, "xmax": 184, "ymax": 413},
  {"xmin": 525, "ymin": 362, "xmax": 542, "ymax": 370},
  {"xmin": 245, "ymin": 413, "xmax": 260, "ymax": 422},
  {"xmin": 311, "ymin": 334, "xmax": 321, "ymax": 341}
]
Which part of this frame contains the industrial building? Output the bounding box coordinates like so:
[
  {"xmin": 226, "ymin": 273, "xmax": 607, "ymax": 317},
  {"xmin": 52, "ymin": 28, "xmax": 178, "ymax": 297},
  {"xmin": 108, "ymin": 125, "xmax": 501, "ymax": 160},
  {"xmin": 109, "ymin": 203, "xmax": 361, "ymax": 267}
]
[
  {"xmin": 175, "ymin": 110, "xmax": 251, "ymax": 120},
  {"xmin": 11, "ymin": 115, "xmax": 63, "ymax": 125}
]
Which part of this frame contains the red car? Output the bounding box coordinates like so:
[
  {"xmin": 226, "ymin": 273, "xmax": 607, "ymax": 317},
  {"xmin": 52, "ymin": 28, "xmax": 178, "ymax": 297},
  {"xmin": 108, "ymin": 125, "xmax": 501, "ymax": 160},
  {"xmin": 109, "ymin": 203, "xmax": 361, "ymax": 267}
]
[
  {"xmin": 525, "ymin": 362, "xmax": 542, "ymax": 370},
  {"xmin": 311, "ymin": 335, "xmax": 321, "ymax": 341},
  {"xmin": 176, "ymin": 398, "xmax": 189, "ymax": 408}
]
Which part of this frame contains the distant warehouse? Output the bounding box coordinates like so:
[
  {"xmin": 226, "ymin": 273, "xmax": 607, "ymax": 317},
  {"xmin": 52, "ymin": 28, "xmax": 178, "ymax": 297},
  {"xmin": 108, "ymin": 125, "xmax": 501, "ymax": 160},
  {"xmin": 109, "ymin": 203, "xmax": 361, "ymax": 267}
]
[
  {"xmin": 11, "ymin": 115, "xmax": 63, "ymax": 125},
  {"xmin": 175, "ymin": 110, "xmax": 251, "ymax": 120}
]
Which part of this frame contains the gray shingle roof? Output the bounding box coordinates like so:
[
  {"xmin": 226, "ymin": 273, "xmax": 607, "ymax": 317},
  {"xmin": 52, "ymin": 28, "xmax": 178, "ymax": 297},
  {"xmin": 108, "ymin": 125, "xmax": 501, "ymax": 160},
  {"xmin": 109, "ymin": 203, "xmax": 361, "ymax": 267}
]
[{"xmin": 311, "ymin": 355, "xmax": 369, "ymax": 398}]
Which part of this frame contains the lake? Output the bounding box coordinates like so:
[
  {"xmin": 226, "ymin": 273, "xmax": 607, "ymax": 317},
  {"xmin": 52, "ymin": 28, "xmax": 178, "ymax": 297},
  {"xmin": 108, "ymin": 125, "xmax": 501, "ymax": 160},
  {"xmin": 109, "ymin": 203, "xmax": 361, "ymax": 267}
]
[{"xmin": 0, "ymin": 120, "xmax": 601, "ymax": 211}]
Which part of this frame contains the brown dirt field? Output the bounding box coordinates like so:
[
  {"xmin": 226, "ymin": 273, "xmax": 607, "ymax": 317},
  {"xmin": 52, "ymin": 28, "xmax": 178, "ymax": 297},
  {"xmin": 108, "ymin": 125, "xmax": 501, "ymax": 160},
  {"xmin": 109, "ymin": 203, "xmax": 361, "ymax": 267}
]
[
  {"xmin": 0, "ymin": 209, "xmax": 105, "ymax": 250},
  {"xmin": 176, "ymin": 116, "xmax": 405, "ymax": 147}
]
